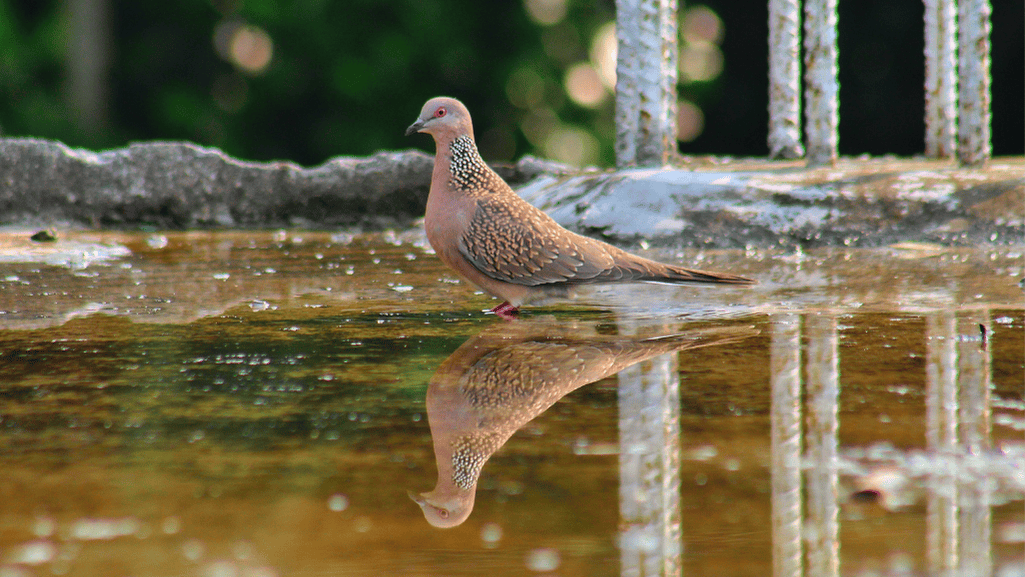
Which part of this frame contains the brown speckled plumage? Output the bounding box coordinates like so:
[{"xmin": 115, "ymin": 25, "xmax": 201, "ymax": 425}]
[
  {"xmin": 406, "ymin": 96, "xmax": 754, "ymax": 317},
  {"xmin": 409, "ymin": 319, "xmax": 758, "ymax": 528}
]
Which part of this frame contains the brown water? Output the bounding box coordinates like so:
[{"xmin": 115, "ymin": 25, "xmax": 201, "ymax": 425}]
[{"xmin": 0, "ymin": 230, "xmax": 1022, "ymax": 577}]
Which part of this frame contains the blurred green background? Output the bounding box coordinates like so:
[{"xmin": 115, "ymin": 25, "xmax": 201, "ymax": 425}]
[{"xmin": 0, "ymin": 0, "xmax": 1021, "ymax": 167}]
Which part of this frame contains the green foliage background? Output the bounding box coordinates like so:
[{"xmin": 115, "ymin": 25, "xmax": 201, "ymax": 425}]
[{"xmin": 0, "ymin": 0, "xmax": 1021, "ymax": 167}]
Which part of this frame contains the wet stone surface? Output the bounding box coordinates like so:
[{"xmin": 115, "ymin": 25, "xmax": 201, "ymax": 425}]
[{"xmin": 0, "ymin": 230, "xmax": 1022, "ymax": 577}]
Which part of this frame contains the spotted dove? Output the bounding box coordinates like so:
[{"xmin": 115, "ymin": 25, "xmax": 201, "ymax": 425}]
[
  {"xmin": 409, "ymin": 318, "xmax": 757, "ymax": 528},
  {"xmin": 406, "ymin": 97, "xmax": 754, "ymax": 318}
]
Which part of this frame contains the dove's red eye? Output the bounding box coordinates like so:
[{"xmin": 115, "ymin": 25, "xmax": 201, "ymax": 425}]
[{"xmin": 434, "ymin": 107, "xmax": 447, "ymax": 118}]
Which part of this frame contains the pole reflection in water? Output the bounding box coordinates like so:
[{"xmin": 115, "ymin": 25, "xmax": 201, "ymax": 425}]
[
  {"xmin": 957, "ymin": 310, "xmax": 993, "ymax": 577},
  {"xmin": 805, "ymin": 313, "xmax": 840, "ymax": 577},
  {"xmin": 617, "ymin": 318, "xmax": 682, "ymax": 577},
  {"xmin": 411, "ymin": 317, "xmax": 756, "ymax": 529},
  {"xmin": 770, "ymin": 314, "xmax": 803, "ymax": 577},
  {"xmin": 926, "ymin": 310, "xmax": 959, "ymax": 576},
  {"xmin": 766, "ymin": 307, "xmax": 1007, "ymax": 577},
  {"xmin": 925, "ymin": 309, "xmax": 998, "ymax": 577}
]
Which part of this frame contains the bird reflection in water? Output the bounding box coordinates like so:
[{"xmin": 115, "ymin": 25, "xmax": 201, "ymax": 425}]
[{"xmin": 410, "ymin": 317, "xmax": 757, "ymax": 528}]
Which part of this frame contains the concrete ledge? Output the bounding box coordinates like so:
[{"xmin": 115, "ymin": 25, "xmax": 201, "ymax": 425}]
[
  {"xmin": 520, "ymin": 157, "xmax": 1024, "ymax": 247},
  {"xmin": 1, "ymin": 138, "xmax": 1021, "ymax": 247},
  {"xmin": 0, "ymin": 138, "xmax": 568, "ymax": 229}
]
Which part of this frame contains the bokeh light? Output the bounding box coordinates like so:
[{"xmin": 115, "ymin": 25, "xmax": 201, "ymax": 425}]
[
  {"xmin": 682, "ymin": 6, "xmax": 723, "ymax": 45},
  {"xmin": 506, "ymin": 67, "xmax": 547, "ymax": 109},
  {"xmin": 520, "ymin": 107, "xmax": 558, "ymax": 148},
  {"xmin": 213, "ymin": 20, "xmax": 273, "ymax": 75},
  {"xmin": 676, "ymin": 99, "xmax": 704, "ymax": 142},
  {"xmin": 564, "ymin": 63, "xmax": 606, "ymax": 108},
  {"xmin": 544, "ymin": 125, "xmax": 599, "ymax": 166},
  {"xmin": 590, "ymin": 22, "xmax": 617, "ymax": 90},
  {"xmin": 524, "ymin": 0, "xmax": 568, "ymax": 26},
  {"xmin": 679, "ymin": 6, "xmax": 724, "ymax": 82},
  {"xmin": 679, "ymin": 44, "xmax": 723, "ymax": 82}
]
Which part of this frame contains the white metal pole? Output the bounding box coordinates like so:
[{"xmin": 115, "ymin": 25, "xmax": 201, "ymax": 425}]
[
  {"xmin": 956, "ymin": 0, "xmax": 993, "ymax": 166},
  {"xmin": 768, "ymin": 0, "xmax": 805, "ymax": 159},
  {"xmin": 615, "ymin": 0, "xmax": 679, "ymax": 167},
  {"xmin": 803, "ymin": 0, "xmax": 839, "ymax": 166},
  {"xmin": 924, "ymin": 0, "xmax": 958, "ymax": 158}
]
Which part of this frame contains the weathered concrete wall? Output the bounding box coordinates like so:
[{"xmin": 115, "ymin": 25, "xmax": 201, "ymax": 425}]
[
  {"xmin": 1, "ymin": 138, "xmax": 1021, "ymax": 247},
  {"xmin": 0, "ymin": 138, "xmax": 564, "ymax": 229},
  {"xmin": 520, "ymin": 158, "xmax": 1024, "ymax": 247}
]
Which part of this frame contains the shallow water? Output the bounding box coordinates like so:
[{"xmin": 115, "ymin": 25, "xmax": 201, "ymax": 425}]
[{"xmin": 0, "ymin": 230, "xmax": 1022, "ymax": 577}]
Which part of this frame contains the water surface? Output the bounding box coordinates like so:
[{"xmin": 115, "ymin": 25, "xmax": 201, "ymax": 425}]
[{"xmin": 0, "ymin": 230, "xmax": 1021, "ymax": 576}]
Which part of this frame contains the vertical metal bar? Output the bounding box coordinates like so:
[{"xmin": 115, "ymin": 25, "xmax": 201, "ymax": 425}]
[
  {"xmin": 804, "ymin": 313, "xmax": 839, "ymax": 577},
  {"xmin": 771, "ymin": 314, "xmax": 804, "ymax": 577},
  {"xmin": 616, "ymin": 0, "xmax": 642, "ymax": 168},
  {"xmin": 615, "ymin": 0, "xmax": 679, "ymax": 167},
  {"xmin": 956, "ymin": 0, "xmax": 993, "ymax": 166},
  {"xmin": 768, "ymin": 0, "xmax": 805, "ymax": 159},
  {"xmin": 803, "ymin": 0, "xmax": 839, "ymax": 166},
  {"xmin": 923, "ymin": 0, "xmax": 958, "ymax": 158}
]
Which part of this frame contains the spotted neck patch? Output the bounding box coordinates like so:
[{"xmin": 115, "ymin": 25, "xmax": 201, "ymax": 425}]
[{"xmin": 448, "ymin": 136, "xmax": 501, "ymax": 193}]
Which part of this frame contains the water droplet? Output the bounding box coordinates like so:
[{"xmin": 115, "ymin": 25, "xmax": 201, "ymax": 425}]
[
  {"xmin": 353, "ymin": 517, "xmax": 372, "ymax": 533},
  {"xmin": 202, "ymin": 560, "xmax": 239, "ymax": 577},
  {"xmin": 69, "ymin": 517, "xmax": 140, "ymax": 540},
  {"xmin": 8, "ymin": 540, "xmax": 56, "ymax": 565},
  {"xmin": 525, "ymin": 548, "xmax": 560, "ymax": 572},
  {"xmin": 688, "ymin": 445, "xmax": 718, "ymax": 461},
  {"xmin": 233, "ymin": 540, "xmax": 255, "ymax": 561},
  {"xmin": 480, "ymin": 523, "xmax": 503, "ymax": 547},
  {"xmin": 328, "ymin": 494, "xmax": 349, "ymax": 512},
  {"xmin": 182, "ymin": 539, "xmax": 204, "ymax": 561},
  {"xmin": 32, "ymin": 516, "xmax": 56, "ymax": 537},
  {"xmin": 162, "ymin": 516, "xmax": 182, "ymax": 535}
]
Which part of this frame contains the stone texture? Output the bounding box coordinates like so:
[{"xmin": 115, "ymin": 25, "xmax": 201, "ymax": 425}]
[
  {"xmin": 1, "ymin": 137, "xmax": 1022, "ymax": 247},
  {"xmin": 0, "ymin": 138, "xmax": 563, "ymax": 230},
  {"xmin": 519, "ymin": 157, "xmax": 1024, "ymax": 247}
]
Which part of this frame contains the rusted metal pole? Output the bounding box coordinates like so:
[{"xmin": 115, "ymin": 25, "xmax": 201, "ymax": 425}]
[
  {"xmin": 803, "ymin": 0, "xmax": 839, "ymax": 166},
  {"xmin": 768, "ymin": 0, "xmax": 804, "ymax": 159},
  {"xmin": 957, "ymin": 0, "xmax": 992, "ymax": 166},
  {"xmin": 615, "ymin": 0, "xmax": 679, "ymax": 167},
  {"xmin": 923, "ymin": 0, "xmax": 958, "ymax": 158}
]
